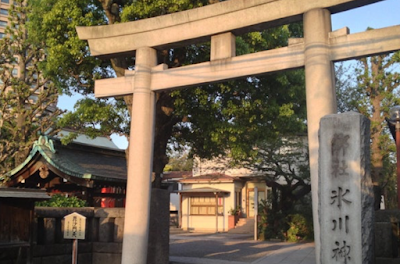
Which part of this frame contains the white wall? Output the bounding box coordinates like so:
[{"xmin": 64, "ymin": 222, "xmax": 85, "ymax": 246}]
[{"xmin": 170, "ymin": 193, "xmax": 179, "ymax": 211}]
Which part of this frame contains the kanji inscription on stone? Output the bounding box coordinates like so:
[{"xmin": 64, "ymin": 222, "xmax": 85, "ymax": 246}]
[{"xmin": 319, "ymin": 113, "xmax": 374, "ymax": 264}]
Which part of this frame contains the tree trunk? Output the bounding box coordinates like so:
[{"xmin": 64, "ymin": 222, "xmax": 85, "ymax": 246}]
[{"xmin": 369, "ymin": 56, "xmax": 385, "ymax": 210}]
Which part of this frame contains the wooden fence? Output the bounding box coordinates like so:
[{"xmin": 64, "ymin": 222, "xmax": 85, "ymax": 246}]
[
  {"xmin": 34, "ymin": 207, "xmax": 124, "ymax": 264},
  {"xmin": 0, "ymin": 189, "xmax": 169, "ymax": 264},
  {"xmin": 375, "ymin": 210, "xmax": 399, "ymax": 264}
]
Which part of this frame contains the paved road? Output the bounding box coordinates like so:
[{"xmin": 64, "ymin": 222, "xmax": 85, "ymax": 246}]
[{"xmin": 170, "ymin": 232, "xmax": 316, "ymax": 264}]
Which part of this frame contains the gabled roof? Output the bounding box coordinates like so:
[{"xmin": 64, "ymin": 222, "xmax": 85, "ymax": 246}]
[
  {"xmin": 3, "ymin": 136, "xmax": 127, "ymax": 186},
  {"xmin": 179, "ymin": 173, "xmax": 238, "ymax": 183},
  {"xmin": 162, "ymin": 171, "xmax": 192, "ymax": 181},
  {"xmin": 55, "ymin": 129, "xmax": 120, "ymax": 150}
]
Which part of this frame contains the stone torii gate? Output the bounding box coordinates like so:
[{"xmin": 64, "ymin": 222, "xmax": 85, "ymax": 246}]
[{"xmin": 76, "ymin": 0, "xmax": 400, "ymax": 263}]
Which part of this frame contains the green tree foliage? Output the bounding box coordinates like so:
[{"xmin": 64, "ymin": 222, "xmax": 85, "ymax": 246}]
[
  {"xmin": 258, "ymin": 198, "xmax": 313, "ymax": 242},
  {"xmin": 0, "ymin": 0, "xmax": 61, "ymax": 175},
  {"xmin": 285, "ymin": 212, "xmax": 313, "ymax": 242},
  {"xmin": 248, "ymin": 136, "xmax": 312, "ymax": 240},
  {"xmin": 27, "ymin": 1, "xmax": 306, "ymax": 188},
  {"xmin": 249, "ymin": 137, "xmax": 310, "ymax": 211},
  {"xmin": 36, "ymin": 194, "xmax": 87, "ymax": 207},
  {"xmin": 335, "ymin": 50, "xmax": 400, "ymax": 209},
  {"xmin": 164, "ymin": 151, "xmax": 193, "ymax": 172},
  {"xmin": 28, "ymin": 0, "xmax": 125, "ymax": 143}
]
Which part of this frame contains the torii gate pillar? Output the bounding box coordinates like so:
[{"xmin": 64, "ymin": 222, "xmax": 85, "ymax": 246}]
[
  {"xmin": 304, "ymin": 9, "xmax": 337, "ymax": 263},
  {"xmin": 122, "ymin": 47, "xmax": 157, "ymax": 264}
]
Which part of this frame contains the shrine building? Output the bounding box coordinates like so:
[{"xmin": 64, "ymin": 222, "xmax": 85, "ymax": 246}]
[{"xmin": 1, "ymin": 132, "xmax": 127, "ymax": 207}]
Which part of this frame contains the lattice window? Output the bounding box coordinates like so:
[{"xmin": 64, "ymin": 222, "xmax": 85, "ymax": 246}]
[{"xmin": 190, "ymin": 196, "xmax": 223, "ymax": 215}]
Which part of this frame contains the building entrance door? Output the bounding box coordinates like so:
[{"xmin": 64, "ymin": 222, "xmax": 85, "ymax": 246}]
[{"xmin": 247, "ymin": 189, "xmax": 264, "ymax": 218}]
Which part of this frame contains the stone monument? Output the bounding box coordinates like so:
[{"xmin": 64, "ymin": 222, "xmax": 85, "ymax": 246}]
[{"xmin": 319, "ymin": 112, "xmax": 374, "ymax": 264}]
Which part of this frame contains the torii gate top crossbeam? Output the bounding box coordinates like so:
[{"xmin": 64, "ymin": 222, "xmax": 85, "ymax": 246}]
[
  {"xmin": 76, "ymin": 0, "xmax": 382, "ymax": 58},
  {"xmin": 93, "ymin": 24, "xmax": 400, "ymax": 97}
]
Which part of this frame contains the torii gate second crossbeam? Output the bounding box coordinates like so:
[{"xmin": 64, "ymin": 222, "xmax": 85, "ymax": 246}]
[{"xmin": 76, "ymin": 0, "xmax": 400, "ymax": 263}]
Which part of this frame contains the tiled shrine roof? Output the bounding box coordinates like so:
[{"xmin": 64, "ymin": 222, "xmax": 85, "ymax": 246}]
[{"xmin": 3, "ymin": 135, "xmax": 127, "ymax": 185}]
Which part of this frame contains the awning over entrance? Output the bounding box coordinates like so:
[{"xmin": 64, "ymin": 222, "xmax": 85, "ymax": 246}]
[{"xmin": 176, "ymin": 187, "xmax": 229, "ymax": 196}]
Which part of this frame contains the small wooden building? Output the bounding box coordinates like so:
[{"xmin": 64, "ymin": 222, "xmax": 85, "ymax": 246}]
[
  {"xmin": 0, "ymin": 188, "xmax": 49, "ymax": 263},
  {"xmin": 2, "ymin": 135, "xmax": 127, "ymax": 207},
  {"xmin": 177, "ymin": 173, "xmax": 269, "ymax": 232}
]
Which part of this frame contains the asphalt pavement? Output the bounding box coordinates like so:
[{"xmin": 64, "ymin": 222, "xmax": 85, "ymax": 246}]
[{"xmin": 170, "ymin": 232, "xmax": 316, "ymax": 264}]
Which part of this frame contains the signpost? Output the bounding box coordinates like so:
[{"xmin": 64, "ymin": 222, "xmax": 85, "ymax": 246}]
[
  {"xmin": 64, "ymin": 213, "xmax": 86, "ymax": 264},
  {"xmin": 254, "ymin": 187, "xmax": 258, "ymax": 241}
]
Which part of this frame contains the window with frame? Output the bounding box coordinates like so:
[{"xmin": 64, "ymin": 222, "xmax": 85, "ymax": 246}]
[
  {"xmin": 1, "ymin": 0, "xmax": 10, "ymax": 4},
  {"xmin": 0, "ymin": 32, "xmax": 4, "ymax": 39},
  {"xmin": 190, "ymin": 196, "xmax": 223, "ymax": 216},
  {"xmin": 0, "ymin": 8, "xmax": 8, "ymax": 16},
  {"xmin": 0, "ymin": 20, "xmax": 7, "ymax": 28}
]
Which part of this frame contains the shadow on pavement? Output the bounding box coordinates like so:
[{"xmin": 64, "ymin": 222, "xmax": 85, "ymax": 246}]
[{"xmin": 170, "ymin": 232, "xmax": 315, "ymax": 264}]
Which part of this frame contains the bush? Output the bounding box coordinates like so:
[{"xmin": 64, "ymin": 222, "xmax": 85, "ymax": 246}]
[
  {"xmin": 263, "ymin": 210, "xmax": 289, "ymax": 240},
  {"xmin": 286, "ymin": 213, "xmax": 314, "ymax": 242},
  {"xmin": 229, "ymin": 205, "xmax": 241, "ymax": 215},
  {"xmin": 36, "ymin": 194, "xmax": 87, "ymax": 207},
  {"xmin": 258, "ymin": 198, "xmax": 314, "ymax": 242},
  {"xmin": 258, "ymin": 199, "xmax": 289, "ymax": 240}
]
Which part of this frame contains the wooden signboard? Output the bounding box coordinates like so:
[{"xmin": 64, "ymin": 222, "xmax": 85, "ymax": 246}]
[{"xmin": 64, "ymin": 212, "xmax": 86, "ymax": 240}]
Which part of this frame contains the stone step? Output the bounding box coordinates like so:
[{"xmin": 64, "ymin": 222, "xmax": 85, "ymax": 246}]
[
  {"xmin": 170, "ymin": 227, "xmax": 186, "ymax": 234},
  {"xmin": 236, "ymin": 218, "xmax": 250, "ymax": 226},
  {"xmin": 228, "ymin": 218, "xmax": 255, "ymax": 234}
]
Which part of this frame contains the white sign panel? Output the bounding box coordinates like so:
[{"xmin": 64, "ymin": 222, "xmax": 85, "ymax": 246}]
[{"xmin": 64, "ymin": 212, "xmax": 86, "ymax": 240}]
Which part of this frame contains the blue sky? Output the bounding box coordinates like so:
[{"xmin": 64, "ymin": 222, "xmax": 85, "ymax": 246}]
[
  {"xmin": 58, "ymin": 0, "xmax": 400, "ymax": 149},
  {"xmin": 331, "ymin": 0, "xmax": 399, "ymax": 33}
]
